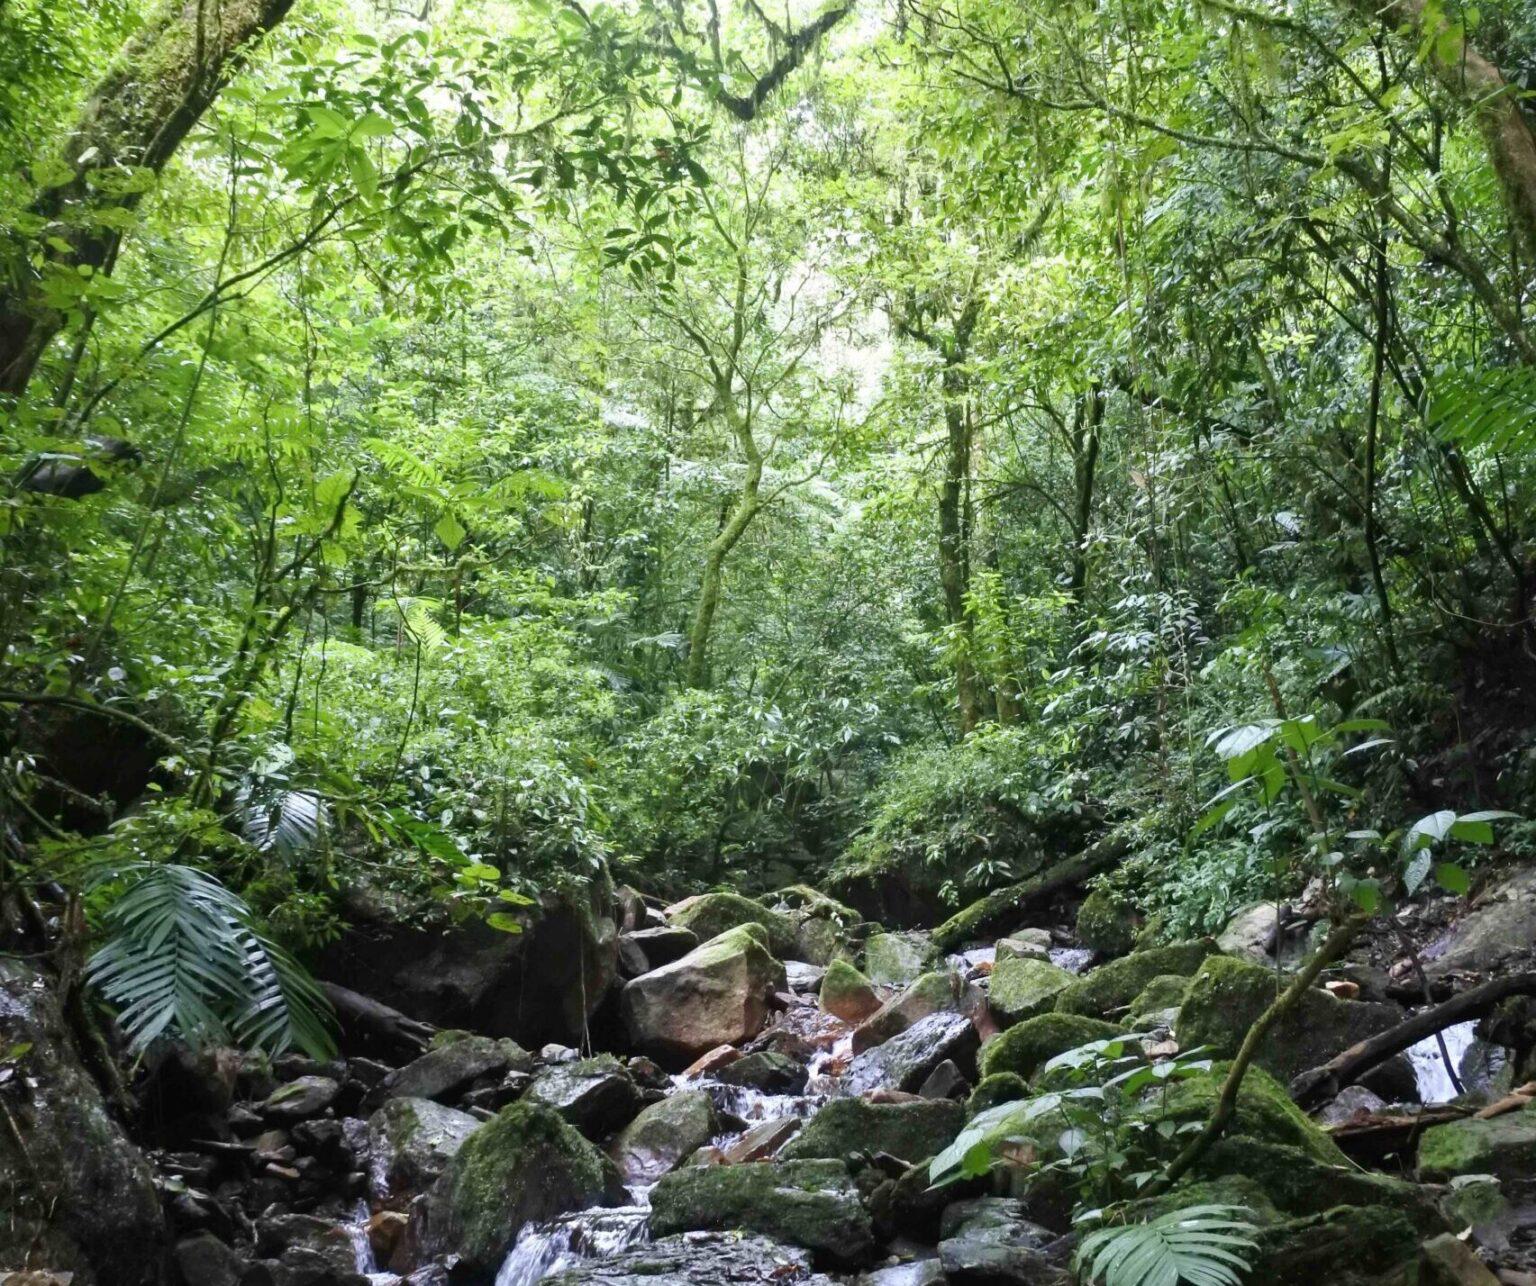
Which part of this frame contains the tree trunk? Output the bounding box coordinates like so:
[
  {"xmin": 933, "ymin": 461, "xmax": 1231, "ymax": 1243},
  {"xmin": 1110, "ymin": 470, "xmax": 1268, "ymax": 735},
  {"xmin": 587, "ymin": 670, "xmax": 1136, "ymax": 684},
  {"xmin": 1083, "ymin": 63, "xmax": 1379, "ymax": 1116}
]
[
  {"xmin": 0, "ymin": 0, "xmax": 296, "ymax": 401},
  {"xmin": 938, "ymin": 358, "xmax": 983, "ymax": 734},
  {"xmin": 1068, "ymin": 384, "xmax": 1104, "ymax": 601}
]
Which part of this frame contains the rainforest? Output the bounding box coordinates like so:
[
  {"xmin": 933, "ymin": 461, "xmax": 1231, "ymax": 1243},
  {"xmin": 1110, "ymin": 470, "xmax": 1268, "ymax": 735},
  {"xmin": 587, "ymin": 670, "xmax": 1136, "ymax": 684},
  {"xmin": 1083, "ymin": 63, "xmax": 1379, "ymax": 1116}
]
[{"xmin": 4, "ymin": 0, "xmax": 1536, "ymax": 1283}]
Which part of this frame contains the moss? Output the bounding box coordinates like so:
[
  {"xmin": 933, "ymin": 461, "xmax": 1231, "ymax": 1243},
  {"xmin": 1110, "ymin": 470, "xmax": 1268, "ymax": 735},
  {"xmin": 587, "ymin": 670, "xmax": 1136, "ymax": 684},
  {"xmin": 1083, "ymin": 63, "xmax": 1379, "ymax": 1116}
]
[
  {"xmin": 1126, "ymin": 974, "xmax": 1191, "ymax": 1022},
  {"xmin": 1076, "ymin": 887, "xmax": 1136, "ymax": 956},
  {"xmin": 1149, "ymin": 1063, "xmax": 1349, "ymax": 1166},
  {"xmin": 1418, "ymin": 1103, "xmax": 1536, "ymax": 1182},
  {"xmin": 429, "ymin": 1028, "xmax": 474, "ymax": 1050},
  {"xmin": 967, "ymin": 1072, "xmax": 1029, "ymax": 1115},
  {"xmin": 424, "ymin": 1100, "xmax": 612, "ymax": 1274},
  {"xmin": 986, "ymin": 957, "xmax": 1076, "ymax": 1027},
  {"xmin": 854, "ymin": 970, "xmax": 963, "ymax": 1047},
  {"xmin": 782, "ymin": 1098, "xmax": 964, "ymax": 1164},
  {"xmin": 668, "ymin": 892, "xmax": 795, "ymax": 957},
  {"xmin": 767, "ymin": 885, "xmax": 858, "ymax": 923},
  {"xmin": 1053, "ymin": 940, "xmax": 1213, "ymax": 1016},
  {"xmin": 978, "ymin": 1012, "xmax": 1124, "ymax": 1081},
  {"xmin": 863, "ymin": 930, "xmax": 939, "ymax": 985},
  {"xmin": 820, "ymin": 958, "xmax": 879, "ymax": 1022}
]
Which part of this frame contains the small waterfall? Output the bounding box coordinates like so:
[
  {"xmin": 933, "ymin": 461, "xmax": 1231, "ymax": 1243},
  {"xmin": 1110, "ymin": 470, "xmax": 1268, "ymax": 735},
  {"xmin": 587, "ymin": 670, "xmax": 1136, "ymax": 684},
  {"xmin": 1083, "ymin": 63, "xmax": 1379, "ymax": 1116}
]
[
  {"xmin": 494, "ymin": 1206, "xmax": 650, "ymax": 1286},
  {"xmin": 1407, "ymin": 1020, "xmax": 1505, "ymax": 1104},
  {"xmin": 343, "ymin": 1201, "xmax": 397, "ymax": 1285}
]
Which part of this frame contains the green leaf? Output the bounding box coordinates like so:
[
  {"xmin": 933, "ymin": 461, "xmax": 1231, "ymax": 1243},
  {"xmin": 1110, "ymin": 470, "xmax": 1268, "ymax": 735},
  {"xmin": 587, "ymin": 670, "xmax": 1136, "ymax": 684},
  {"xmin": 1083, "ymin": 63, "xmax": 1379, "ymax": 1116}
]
[
  {"xmin": 1435, "ymin": 862, "xmax": 1470, "ymax": 895},
  {"xmin": 486, "ymin": 912, "xmax": 525, "ymax": 933},
  {"xmin": 434, "ymin": 511, "xmax": 467, "ymax": 551},
  {"xmin": 462, "ymin": 862, "xmax": 500, "ymax": 881}
]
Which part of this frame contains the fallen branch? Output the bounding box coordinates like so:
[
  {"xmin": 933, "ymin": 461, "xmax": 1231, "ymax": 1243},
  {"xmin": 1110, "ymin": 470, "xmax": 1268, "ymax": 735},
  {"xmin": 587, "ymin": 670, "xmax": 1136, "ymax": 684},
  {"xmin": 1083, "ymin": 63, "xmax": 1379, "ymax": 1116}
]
[
  {"xmin": 319, "ymin": 981, "xmax": 435, "ymax": 1054},
  {"xmin": 932, "ymin": 830, "xmax": 1130, "ymax": 951},
  {"xmin": 1290, "ymin": 971, "xmax": 1536, "ymax": 1108}
]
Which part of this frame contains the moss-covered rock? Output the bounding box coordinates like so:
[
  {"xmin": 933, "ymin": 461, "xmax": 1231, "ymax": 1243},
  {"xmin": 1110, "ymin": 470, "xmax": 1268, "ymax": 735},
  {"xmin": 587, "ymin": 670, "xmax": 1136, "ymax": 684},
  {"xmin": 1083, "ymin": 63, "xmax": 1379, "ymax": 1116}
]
[
  {"xmin": 377, "ymin": 1034, "xmax": 532, "ymax": 1105},
  {"xmin": 780, "ymin": 1097, "xmax": 965, "ymax": 1165},
  {"xmin": 853, "ymin": 970, "xmax": 967, "ymax": 1051},
  {"xmin": 766, "ymin": 886, "xmax": 859, "ymax": 966},
  {"xmin": 967, "ymin": 1072, "xmax": 1029, "ymax": 1115},
  {"xmin": 649, "ymin": 1158, "xmax": 876, "ymax": 1264},
  {"xmin": 1418, "ymin": 1102, "xmax": 1536, "ymax": 1182},
  {"xmin": 820, "ymin": 958, "xmax": 882, "ymax": 1025},
  {"xmin": 1127, "ymin": 974, "xmax": 1192, "ymax": 1023},
  {"xmin": 665, "ymin": 892, "xmax": 797, "ymax": 958},
  {"xmin": 608, "ymin": 1090, "xmax": 719, "ymax": 1184},
  {"xmin": 977, "ymin": 1012, "xmax": 1124, "ymax": 1081},
  {"xmin": 1053, "ymin": 940, "xmax": 1213, "ymax": 1017},
  {"xmin": 1175, "ymin": 955, "xmax": 1401, "ymax": 1081},
  {"xmin": 419, "ymin": 1101, "xmax": 617, "ymax": 1275},
  {"xmin": 367, "ymin": 1096, "xmax": 481, "ymax": 1206},
  {"xmin": 863, "ymin": 930, "xmax": 939, "ymax": 985},
  {"xmin": 986, "ymin": 957, "xmax": 1076, "ymax": 1028},
  {"xmin": 1076, "ymin": 887, "xmax": 1136, "ymax": 956},
  {"xmin": 1147, "ymin": 1063, "xmax": 1349, "ymax": 1166}
]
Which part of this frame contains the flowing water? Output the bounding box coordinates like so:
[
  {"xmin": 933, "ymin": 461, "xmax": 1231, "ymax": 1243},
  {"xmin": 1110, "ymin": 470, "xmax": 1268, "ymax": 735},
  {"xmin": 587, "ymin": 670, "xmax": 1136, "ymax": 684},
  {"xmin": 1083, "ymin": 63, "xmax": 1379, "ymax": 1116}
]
[
  {"xmin": 1407, "ymin": 1020, "xmax": 1506, "ymax": 1104},
  {"xmin": 494, "ymin": 1205, "xmax": 652, "ymax": 1286},
  {"xmin": 344, "ymin": 1200, "xmax": 398, "ymax": 1285}
]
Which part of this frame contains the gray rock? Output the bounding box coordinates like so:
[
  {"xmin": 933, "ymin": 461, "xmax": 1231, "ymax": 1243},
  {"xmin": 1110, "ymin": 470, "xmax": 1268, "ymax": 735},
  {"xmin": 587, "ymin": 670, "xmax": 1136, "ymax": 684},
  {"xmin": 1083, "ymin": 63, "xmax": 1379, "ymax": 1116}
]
[
  {"xmin": 714, "ymin": 1051, "xmax": 807, "ymax": 1093},
  {"xmin": 174, "ymin": 1232, "xmax": 249, "ymax": 1286},
  {"xmin": 366, "ymin": 1096, "xmax": 481, "ymax": 1204},
  {"xmin": 995, "ymin": 934, "xmax": 1051, "ymax": 963},
  {"xmin": 918, "ymin": 1060, "xmax": 969, "ymax": 1100},
  {"xmin": 618, "ymin": 927, "xmax": 699, "ymax": 978},
  {"xmin": 842, "ymin": 1012, "xmax": 979, "ymax": 1097},
  {"xmin": 0, "ymin": 959, "xmax": 164, "ymax": 1286},
  {"xmin": 525, "ymin": 1055, "xmax": 642, "ymax": 1138},
  {"xmin": 857, "ymin": 1260, "xmax": 948, "ymax": 1285},
  {"xmin": 1424, "ymin": 868, "xmax": 1536, "ymax": 975},
  {"xmin": 608, "ymin": 1090, "xmax": 719, "ymax": 1183},
  {"xmin": 782, "ymin": 1097, "xmax": 964, "ymax": 1165},
  {"xmin": 937, "ymin": 1198, "xmax": 1067, "ymax": 1283},
  {"xmin": 649, "ymin": 1158, "xmax": 876, "ymax": 1263},
  {"xmin": 785, "ymin": 961, "xmax": 827, "ymax": 993},
  {"xmin": 722, "ymin": 1116, "xmax": 802, "ymax": 1162},
  {"xmin": 373, "ymin": 1034, "xmax": 531, "ymax": 1105},
  {"xmin": 1314, "ymin": 1085, "xmax": 1387, "ymax": 1129},
  {"xmin": 545, "ymin": 1231, "xmax": 838, "ymax": 1283},
  {"xmin": 255, "ymin": 1212, "xmax": 361, "ymax": 1280},
  {"xmin": 864, "ymin": 931, "xmax": 939, "ymax": 986},
  {"xmin": 262, "ymin": 1075, "xmax": 340, "ymax": 1120},
  {"xmin": 854, "ymin": 972, "xmax": 973, "ymax": 1052}
]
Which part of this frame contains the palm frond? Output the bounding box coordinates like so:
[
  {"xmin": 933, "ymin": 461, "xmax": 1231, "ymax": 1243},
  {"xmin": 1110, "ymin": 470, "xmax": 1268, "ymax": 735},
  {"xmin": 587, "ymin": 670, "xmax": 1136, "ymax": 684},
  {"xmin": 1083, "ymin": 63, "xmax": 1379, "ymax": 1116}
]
[
  {"xmin": 86, "ymin": 863, "xmax": 335, "ymax": 1059},
  {"xmin": 238, "ymin": 787, "xmax": 330, "ymax": 859},
  {"xmin": 1429, "ymin": 366, "xmax": 1536, "ymax": 453},
  {"xmin": 1076, "ymin": 1204, "xmax": 1257, "ymax": 1286}
]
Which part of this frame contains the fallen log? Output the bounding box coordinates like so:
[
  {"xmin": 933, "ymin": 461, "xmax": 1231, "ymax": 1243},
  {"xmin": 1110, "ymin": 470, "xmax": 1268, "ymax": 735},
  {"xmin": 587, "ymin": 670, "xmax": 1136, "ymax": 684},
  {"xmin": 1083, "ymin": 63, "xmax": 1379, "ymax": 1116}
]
[
  {"xmin": 320, "ymin": 981, "xmax": 436, "ymax": 1054},
  {"xmin": 1290, "ymin": 971, "xmax": 1536, "ymax": 1108},
  {"xmin": 932, "ymin": 830, "xmax": 1131, "ymax": 952}
]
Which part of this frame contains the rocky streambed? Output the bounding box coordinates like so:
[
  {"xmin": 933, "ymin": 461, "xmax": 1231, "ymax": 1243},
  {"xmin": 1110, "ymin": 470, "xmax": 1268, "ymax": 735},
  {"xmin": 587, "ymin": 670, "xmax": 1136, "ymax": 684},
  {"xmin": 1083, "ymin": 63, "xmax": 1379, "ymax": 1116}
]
[{"xmin": 6, "ymin": 873, "xmax": 1536, "ymax": 1286}]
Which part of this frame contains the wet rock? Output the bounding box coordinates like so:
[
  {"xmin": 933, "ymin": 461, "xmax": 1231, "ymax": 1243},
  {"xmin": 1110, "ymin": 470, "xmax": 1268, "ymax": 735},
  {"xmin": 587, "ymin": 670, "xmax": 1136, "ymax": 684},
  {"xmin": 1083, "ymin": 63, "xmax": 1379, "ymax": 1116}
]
[
  {"xmin": 544, "ymin": 1230, "xmax": 839, "ymax": 1283},
  {"xmin": 525, "ymin": 1055, "xmax": 642, "ymax": 1138},
  {"xmin": 374, "ymin": 1034, "xmax": 531, "ymax": 1106},
  {"xmin": 995, "ymin": 932, "xmax": 1051, "ymax": 963},
  {"xmin": 937, "ymin": 1198, "xmax": 1067, "ymax": 1283},
  {"xmin": 986, "ymin": 958, "xmax": 1076, "ymax": 1028},
  {"xmin": 919, "ymin": 1060, "xmax": 968, "ymax": 1100},
  {"xmin": 665, "ymin": 892, "xmax": 797, "ymax": 958},
  {"xmin": 821, "ymin": 959, "xmax": 883, "ymax": 1025},
  {"xmin": 715, "ymin": 1050, "xmax": 807, "ymax": 1093},
  {"xmin": 785, "ymin": 962, "xmax": 827, "ymax": 993},
  {"xmin": 1176, "ymin": 955, "xmax": 1402, "ymax": 1082},
  {"xmin": 255, "ymin": 1212, "xmax": 360, "ymax": 1280},
  {"xmin": 1418, "ymin": 1102, "xmax": 1536, "ymax": 1182},
  {"xmin": 262, "ymin": 1075, "xmax": 340, "ymax": 1120},
  {"xmin": 608, "ymin": 1090, "xmax": 720, "ymax": 1182},
  {"xmin": 857, "ymin": 1259, "xmax": 947, "ymax": 1285},
  {"xmin": 978, "ymin": 1012, "xmax": 1124, "ymax": 1082},
  {"xmin": 1076, "ymin": 887, "xmax": 1136, "ymax": 957},
  {"xmin": 1425, "ymin": 868, "xmax": 1536, "ymax": 975},
  {"xmin": 854, "ymin": 972, "xmax": 971, "ymax": 1053},
  {"xmin": 1052, "ymin": 940, "xmax": 1212, "ymax": 1016},
  {"xmin": 842, "ymin": 1011, "xmax": 979, "ymax": 1097},
  {"xmin": 864, "ymin": 931, "xmax": 939, "ymax": 986},
  {"xmin": 0, "ymin": 959, "xmax": 164, "ymax": 1286},
  {"xmin": 174, "ymin": 1232, "xmax": 249, "ymax": 1286},
  {"xmin": 1315, "ymin": 1084, "xmax": 1387, "ymax": 1128},
  {"xmin": 767, "ymin": 886, "xmax": 859, "ymax": 967},
  {"xmin": 683, "ymin": 1044, "xmax": 743, "ymax": 1077},
  {"xmin": 366, "ymin": 1096, "xmax": 480, "ymax": 1204},
  {"xmin": 621, "ymin": 925, "xmax": 786, "ymax": 1066},
  {"xmin": 649, "ymin": 1158, "xmax": 876, "ymax": 1263},
  {"xmin": 782, "ymin": 1097, "xmax": 965, "ymax": 1165},
  {"xmin": 416, "ymin": 1100, "xmax": 620, "ymax": 1277},
  {"xmin": 618, "ymin": 927, "xmax": 699, "ymax": 978},
  {"xmin": 367, "ymin": 1210, "xmax": 408, "ymax": 1268},
  {"xmin": 722, "ymin": 1116, "xmax": 802, "ymax": 1162}
]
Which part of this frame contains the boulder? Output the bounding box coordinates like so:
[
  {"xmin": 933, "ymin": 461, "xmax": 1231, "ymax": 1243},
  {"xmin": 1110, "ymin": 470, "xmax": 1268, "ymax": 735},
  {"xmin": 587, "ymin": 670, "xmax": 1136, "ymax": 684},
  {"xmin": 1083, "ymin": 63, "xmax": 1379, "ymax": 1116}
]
[
  {"xmin": 937, "ymin": 1198, "xmax": 1068, "ymax": 1284},
  {"xmin": 621, "ymin": 925, "xmax": 786, "ymax": 1066},
  {"xmin": 608, "ymin": 1090, "xmax": 718, "ymax": 1182},
  {"xmin": 1148, "ymin": 1063, "xmax": 1351, "ymax": 1165},
  {"xmin": 969, "ymin": 1072, "xmax": 1029, "ymax": 1114},
  {"xmin": 767, "ymin": 886, "xmax": 860, "ymax": 966},
  {"xmin": 784, "ymin": 962, "xmax": 827, "ymax": 993},
  {"xmin": 1076, "ymin": 887, "xmax": 1136, "ymax": 956},
  {"xmin": 857, "ymin": 1259, "xmax": 947, "ymax": 1285},
  {"xmin": 781, "ymin": 1098, "xmax": 964, "ymax": 1165},
  {"xmin": 1052, "ymin": 940, "xmax": 1213, "ymax": 1016},
  {"xmin": 318, "ymin": 873, "xmax": 620, "ymax": 1046},
  {"xmin": 1126, "ymin": 974, "xmax": 1192, "ymax": 1024},
  {"xmin": 649, "ymin": 1158, "xmax": 876, "ymax": 1264},
  {"xmin": 863, "ymin": 931, "xmax": 939, "ymax": 986},
  {"xmin": 842, "ymin": 1011, "xmax": 979, "ymax": 1097},
  {"xmin": 1418, "ymin": 1101, "xmax": 1536, "ymax": 1182},
  {"xmin": 722, "ymin": 1116, "xmax": 803, "ymax": 1162},
  {"xmin": 1176, "ymin": 955, "xmax": 1402, "ymax": 1082},
  {"xmin": 986, "ymin": 958, "xmax": 1076, "ymax": 1028},
  {"xmin": 664, "ymin": 892, "xmax": 797, "ymax": 958},
  {"xmin": 995, "ymin": 931, "xmax": 1052, "ymax": 963},
  {"xmin": 618, "ymin": 927, "xmax": 698, "ymax": 978},
  {"xmin": 1424, "ymin": 868, "xmax": 1536, "ymax": 975},
  {"xmin": 366, "ymin": 1096, "xmax": 481, "ymax": 1205},
  {"xmin": 820, "ymin": 959, "xmax": 882, "ymax": 1025},
  {"xmin": 416, "ymin": 1101, "xmax": 619, "ymax": 1276},
  {"xmin": 173, "ymin": 1231, "xmax": 249, "ymax": 1286},
  {"xmin": 544, "ymin": 1231, "xmax": 838, "ymax": 1284},
  {"xmin": 0, "ymin": 960, "xmax": 164, "ymax": 1286},
  {"xmin": 853, "ymin": 971, "xmax": 969, "ymax": 1052},
  {"xmin": 372, "ymin": 1034, "xmax": 531, "ymax": 1105},
  {"xmin": 254, "ymin": 1211, "xmax": 365, "ymax": 1281},
  {"xmin": 524, "ymin": 1055, "xmax": 642, "ymax": 1139},
  {"xmin": 262, "ymin": 1074, "xmax": 339, "ymax": 1120},
  {"xmin": 715, "ymin": 1051, "xmax": 807, "ymax": 1093},
  {"xmin": 978, "ymin": 1012, "xmax": 1124, "ymax": 1081}
]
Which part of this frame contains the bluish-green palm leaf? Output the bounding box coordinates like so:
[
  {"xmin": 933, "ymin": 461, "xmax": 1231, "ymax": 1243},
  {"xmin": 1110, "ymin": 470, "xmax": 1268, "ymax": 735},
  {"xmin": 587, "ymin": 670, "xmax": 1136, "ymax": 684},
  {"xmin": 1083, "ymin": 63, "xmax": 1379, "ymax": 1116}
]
[{"xmin": 1076, "ymin": 1205, "xmax": 1257, "ymax": 1286}]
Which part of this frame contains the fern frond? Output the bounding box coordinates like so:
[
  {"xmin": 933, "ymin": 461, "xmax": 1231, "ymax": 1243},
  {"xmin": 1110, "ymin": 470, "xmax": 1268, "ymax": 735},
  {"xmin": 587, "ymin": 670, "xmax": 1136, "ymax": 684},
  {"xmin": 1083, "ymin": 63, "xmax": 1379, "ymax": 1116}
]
[
  {"xmin": 86, "ymin": 863, "xmax": 335, "ymax": 1059},
  {"xmin": 1076, "ymin": 1204, "xmax": 1257, "ymax": 1286}
]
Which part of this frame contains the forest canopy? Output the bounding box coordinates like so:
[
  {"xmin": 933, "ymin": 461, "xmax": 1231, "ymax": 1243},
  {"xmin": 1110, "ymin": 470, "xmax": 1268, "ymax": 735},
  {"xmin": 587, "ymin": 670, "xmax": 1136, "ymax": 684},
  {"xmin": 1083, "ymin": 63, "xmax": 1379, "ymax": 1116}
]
[{"xmin": 4, "ymin": 0, "xmax": 1536, "ymax": 1048}]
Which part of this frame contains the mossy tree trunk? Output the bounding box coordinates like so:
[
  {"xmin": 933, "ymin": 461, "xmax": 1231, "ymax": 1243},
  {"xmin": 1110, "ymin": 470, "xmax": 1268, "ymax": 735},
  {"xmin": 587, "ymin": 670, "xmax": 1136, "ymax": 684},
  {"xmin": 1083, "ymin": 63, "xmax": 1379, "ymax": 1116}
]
[{"xmin": 0, "ymin": 0, "xmax": 296, "ymax": 402}]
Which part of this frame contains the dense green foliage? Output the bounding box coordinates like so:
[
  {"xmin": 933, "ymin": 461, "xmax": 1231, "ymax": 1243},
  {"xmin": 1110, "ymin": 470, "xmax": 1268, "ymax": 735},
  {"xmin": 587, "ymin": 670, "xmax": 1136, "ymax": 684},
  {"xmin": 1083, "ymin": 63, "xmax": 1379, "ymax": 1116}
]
[{"xmin": 4, "ymin": 0, "xmax": 1536, "ymax": 1047}]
